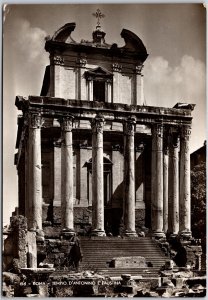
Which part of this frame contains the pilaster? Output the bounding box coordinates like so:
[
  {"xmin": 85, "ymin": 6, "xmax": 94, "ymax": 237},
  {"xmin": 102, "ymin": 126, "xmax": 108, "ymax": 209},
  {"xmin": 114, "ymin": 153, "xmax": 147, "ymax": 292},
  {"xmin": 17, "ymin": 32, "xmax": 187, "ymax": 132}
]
[
  {"xmin": 135, "ymin": 64, "xmax": 144, "ymax": 105},
  {"xmin": 112, "ymin": 63, "xmax": 122, "ymax": 103},
  {"xmin": 76, "ymin": 57, "xmax": 87, "ymax": 100}
]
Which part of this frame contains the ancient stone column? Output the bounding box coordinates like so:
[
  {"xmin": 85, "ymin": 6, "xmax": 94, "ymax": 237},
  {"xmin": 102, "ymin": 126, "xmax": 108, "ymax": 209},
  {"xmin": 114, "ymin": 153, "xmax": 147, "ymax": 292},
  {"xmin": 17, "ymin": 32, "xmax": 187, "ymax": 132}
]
[
  {"xmin": 123, "ymin": 117, "xmax": 137, "ymax": 236},
  {"xmin": 163, "ymin": 144, "xmax": 169, "ymax": 234},
  {"xmin": 151, "ymin": 124, "xmax": 165, "ymax": 238},
  {"xmin": 60, "ymin": 116, "xmax": 74, "ymax": 233},
  {"xmin": 168, "ymin": 132, "xmax": 180, "ymax": 236},
  {"xmin": 28, "ymin": 113, "xmax": 43, "ymax": 231},
  {"xmin": 179, "ymin": 125, "xmax": 192, "ymax": 237},
  {"xmin": 91, "ymin": 115, "xmax": 106, "ymax": 236},
  {"xmin": 135, "ymin": 143, "xmax": 145, "ymax": 210}
]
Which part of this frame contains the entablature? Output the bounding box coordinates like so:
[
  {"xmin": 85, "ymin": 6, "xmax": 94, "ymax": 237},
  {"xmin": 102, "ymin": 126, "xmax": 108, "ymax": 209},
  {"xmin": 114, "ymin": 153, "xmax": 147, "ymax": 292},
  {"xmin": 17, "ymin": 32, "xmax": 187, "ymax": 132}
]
[{"xmin": 16, "ymin": 96, "xmax": 194, "ymax": 128}]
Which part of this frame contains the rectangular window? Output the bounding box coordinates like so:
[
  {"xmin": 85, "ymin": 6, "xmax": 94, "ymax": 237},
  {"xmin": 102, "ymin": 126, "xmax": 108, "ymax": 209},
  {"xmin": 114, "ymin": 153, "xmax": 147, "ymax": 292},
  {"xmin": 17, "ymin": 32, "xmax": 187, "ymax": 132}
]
[{"xmin": 93, "ymin": 80, "xmax": 105, "ymax": 102}]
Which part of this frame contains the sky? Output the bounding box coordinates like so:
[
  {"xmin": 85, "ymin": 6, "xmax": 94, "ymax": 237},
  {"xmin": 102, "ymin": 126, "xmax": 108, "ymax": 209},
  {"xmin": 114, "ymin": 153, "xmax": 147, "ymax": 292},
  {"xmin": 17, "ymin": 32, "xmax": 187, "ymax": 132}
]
[{"xmin": 3, "ymin": 3, "xmax": 206, "ymax": 224}]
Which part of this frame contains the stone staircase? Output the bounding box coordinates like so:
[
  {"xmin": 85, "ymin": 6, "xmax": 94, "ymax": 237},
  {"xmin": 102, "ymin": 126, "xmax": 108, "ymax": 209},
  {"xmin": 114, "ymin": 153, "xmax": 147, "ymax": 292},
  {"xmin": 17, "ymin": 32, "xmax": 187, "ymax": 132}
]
[{"xmin": 79, "ymin": 237, "xmax": 168, "ymax": 277}]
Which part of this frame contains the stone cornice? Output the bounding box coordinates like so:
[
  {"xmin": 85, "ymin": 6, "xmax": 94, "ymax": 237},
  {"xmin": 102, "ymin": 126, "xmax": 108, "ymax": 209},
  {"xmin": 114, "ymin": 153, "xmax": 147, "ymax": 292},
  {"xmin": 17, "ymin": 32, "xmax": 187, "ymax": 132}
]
[
  {"xmin": 45, "ymin": 39, "xmax": 148, "ymax": 62},
  {"xmin": 15, "ymin": 96, "xmax": 194, "ymax": 127}
]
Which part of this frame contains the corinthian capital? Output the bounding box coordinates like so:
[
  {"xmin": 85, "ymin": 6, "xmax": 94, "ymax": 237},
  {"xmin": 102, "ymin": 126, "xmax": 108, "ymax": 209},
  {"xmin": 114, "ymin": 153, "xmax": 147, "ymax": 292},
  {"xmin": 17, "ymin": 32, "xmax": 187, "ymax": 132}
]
[
  {"xmin": 112, "ymin": 63, "xmax": 122, "ymax": 72},
  {"xmin": 29, "ymin": 113, "xmax": 42, "ymax": 129},
  {"xmin": 181, "ymin": 125, "xmax": 192, "ymax": 141},
  {"xmin": 135, "ymin": 64, "xmax": 144, "ymax": 75},
  {"xmin": 91, "ymin": 115, "xmax": 105, "ymax": 134},
  {"xmin": 60, "ymin": 116, "xmax": 73, "ymax": 132},
  {"xmin": 124, "ymin": 117, "xmax": 136, "ymax": 136},
  {"xmin": 152, "ymin": 124, "xmax": 163, "ymax": 138},
  {"xmin": 76, "ymin": 57, "xmax": 87, "ymax": 67},
  {"xmin": 53, "ymin": 55, "xmax": 64, "ymax": 66}
]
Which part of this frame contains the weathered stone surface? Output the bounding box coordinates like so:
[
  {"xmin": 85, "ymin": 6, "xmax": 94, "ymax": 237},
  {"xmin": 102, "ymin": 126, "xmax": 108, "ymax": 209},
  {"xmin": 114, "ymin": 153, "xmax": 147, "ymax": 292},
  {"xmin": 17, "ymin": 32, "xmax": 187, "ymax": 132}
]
[
  {"xmin": 28, "ymin": 114, "xmax": 43, "ymax": 231},
  {"xmin": 3, "ymin": 216, "xmax": 28, "ymax": 271},
  {"xmin": 135, "ymin": 209, "xmax": 145, "ymax": 229},
  {"xmin": 60, "ymin": 117, "xmax": 74, "ymax": 231},
  {"xmin": 123, "ymin": 118, "xmax": 137, "ymax": 236},
  {"xmin": 111, "ymin": 256, "xmax": 146, "ymax": 268},
  {"xmin": 151, "ymin": 124, "xmax": 165, "ymax": 238},
  {"xmin": 91, "ymin": 116, "xmax": 105, "ymax": 236}
]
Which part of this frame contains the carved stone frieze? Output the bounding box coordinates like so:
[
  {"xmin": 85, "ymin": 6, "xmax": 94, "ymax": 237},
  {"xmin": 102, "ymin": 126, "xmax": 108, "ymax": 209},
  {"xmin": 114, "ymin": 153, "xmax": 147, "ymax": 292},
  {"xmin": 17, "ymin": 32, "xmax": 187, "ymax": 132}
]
[
  {"xmin": 112, "ymin": 63, "xmax": 122, "ymax": 72},
  {"xmin": 91, "ymin": 115, "xmax": 105, "ymax": 134}
]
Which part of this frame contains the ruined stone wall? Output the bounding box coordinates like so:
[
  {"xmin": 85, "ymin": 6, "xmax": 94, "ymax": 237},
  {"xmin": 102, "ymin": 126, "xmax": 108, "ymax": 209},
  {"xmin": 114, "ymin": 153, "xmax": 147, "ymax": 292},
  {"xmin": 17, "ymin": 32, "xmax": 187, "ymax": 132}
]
[{"xmin": 3, "ymin": 216, "xmax": 27, "ymax": 272}]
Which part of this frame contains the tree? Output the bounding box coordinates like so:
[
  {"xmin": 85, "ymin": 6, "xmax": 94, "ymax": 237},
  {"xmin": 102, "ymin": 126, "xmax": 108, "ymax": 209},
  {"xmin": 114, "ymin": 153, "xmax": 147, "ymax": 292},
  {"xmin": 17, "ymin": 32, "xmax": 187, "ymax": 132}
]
[{"xmin": 191, "ymin": 161, "xmax": 206, "ymax": 252}]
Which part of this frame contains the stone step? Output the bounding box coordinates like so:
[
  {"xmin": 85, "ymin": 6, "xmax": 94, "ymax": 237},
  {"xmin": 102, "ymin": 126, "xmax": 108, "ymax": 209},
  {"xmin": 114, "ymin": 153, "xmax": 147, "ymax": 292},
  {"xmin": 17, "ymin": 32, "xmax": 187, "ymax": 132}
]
[{"xmin": 79, "ymin": 237, "xmax": 167, "ymax": 275}]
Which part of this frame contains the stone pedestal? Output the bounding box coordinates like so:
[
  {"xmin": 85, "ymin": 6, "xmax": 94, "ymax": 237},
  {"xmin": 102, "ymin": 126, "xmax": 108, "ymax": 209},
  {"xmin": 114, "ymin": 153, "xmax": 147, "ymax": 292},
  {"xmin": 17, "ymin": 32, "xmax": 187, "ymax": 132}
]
[
  {"xmin": 123, "ymin": 118, "xmax": 137, "ymax": 236},
  {"xmin": 60, "ymin": 117, "xmax": 74, "ymax": 233},
  {"xmin": 151, "ymin": 124, "xmax": 165, "ymax": 238},
  {"xmin": 91, "ymin": 115, "xmax": 106, "ymax": 236},
  {"xmin": 179, "ymin": 126, "xmax": 192, "ymax": 237},
  {"xmin": 28, "ymin": 113, "xmax": 43, "ymax": 231}
]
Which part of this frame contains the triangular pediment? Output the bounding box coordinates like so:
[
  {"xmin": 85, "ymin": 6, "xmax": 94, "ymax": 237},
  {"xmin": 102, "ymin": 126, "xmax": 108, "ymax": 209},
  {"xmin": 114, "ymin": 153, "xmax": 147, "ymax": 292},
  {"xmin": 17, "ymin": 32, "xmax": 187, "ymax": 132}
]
[{"xmin": 86, "ymin": 66, "xmax": 113, "ymax": 77}]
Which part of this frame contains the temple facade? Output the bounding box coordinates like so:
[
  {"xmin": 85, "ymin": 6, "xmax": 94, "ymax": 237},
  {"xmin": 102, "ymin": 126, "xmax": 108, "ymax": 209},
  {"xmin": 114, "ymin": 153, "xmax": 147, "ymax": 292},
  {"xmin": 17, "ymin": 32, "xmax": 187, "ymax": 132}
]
[{"xmin": 15, "ymin": 19, "xmax": 195, "ymax": 239}]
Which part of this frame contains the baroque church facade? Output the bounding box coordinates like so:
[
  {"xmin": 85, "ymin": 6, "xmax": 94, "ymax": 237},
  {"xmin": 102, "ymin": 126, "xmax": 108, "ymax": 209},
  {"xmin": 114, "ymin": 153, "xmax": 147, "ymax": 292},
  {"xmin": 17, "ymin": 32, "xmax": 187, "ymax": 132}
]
[{"xmin": 15, "ymin": 16, "xmax": 195, "ymax": 239}]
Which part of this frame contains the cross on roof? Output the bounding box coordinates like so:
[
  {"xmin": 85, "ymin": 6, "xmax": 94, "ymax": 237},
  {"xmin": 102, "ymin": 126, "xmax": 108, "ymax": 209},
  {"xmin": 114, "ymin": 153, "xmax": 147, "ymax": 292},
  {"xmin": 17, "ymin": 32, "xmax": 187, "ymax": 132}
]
[{"xmin": 92, "ymin": 9, "xmax": 105, "ymax": 27}]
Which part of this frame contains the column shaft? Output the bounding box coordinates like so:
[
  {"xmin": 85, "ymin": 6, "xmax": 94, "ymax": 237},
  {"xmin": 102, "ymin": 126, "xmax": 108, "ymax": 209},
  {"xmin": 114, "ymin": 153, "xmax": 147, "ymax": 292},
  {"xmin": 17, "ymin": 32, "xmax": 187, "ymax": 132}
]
[
  {"xmin": 91, "ymin": 116, "xmax": 105, "ymax": 236},
  {"xmin": 151, "ymin": 124, "xmax": 165, "ymax": 237},
  {"xmin": 123, "ymin": 118, "xmax": 137, "ymax": 236},
  {"xmin": 163, "ymin": 147, "xmax": 169, "ymax": 233},
  {"xmin": 135, "ymin": 143, "xmax": 145, "ymax": 209},
  {"xmin": 60, "ymin": 117, "xmax": 74, "ymax": 232},
  {"xmin": 29, "ymin": 113, "xmax": 42, "ymax": 231},
  {"xmin": 179, "ymin": 126, "xmax": 192, "ymax": 237},
  {"xmin": 168, "ymin": 133, "xmax": 180, "ymax": 235}
]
